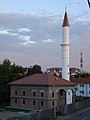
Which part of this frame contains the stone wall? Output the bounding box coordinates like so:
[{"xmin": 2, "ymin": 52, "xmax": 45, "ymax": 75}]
[
  {"xmin": 57, "ymin": 99, "xmax": 90, "ymax": 115},
  {"xmin": 10, "ymin": 108, "xmax": 54, "ymax": 120}
]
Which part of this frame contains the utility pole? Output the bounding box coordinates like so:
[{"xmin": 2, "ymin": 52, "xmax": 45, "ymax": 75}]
[{"xmin": 80, "ymin": 52, "xmax": 83, "ymax": 73}]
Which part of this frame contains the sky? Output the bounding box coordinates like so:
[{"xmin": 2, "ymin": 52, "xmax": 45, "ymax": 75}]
[{"xmin": 0, "ymin": 0, "xmax": 90, "ymax": 72}]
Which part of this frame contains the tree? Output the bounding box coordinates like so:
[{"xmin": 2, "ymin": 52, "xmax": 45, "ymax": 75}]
[
  {"xmin": 27, "ymin": 65, "xmax": 42, "ymax": 75},
  {"xmin": 0, "ymin": 59, "xmax": 43, "ymax": 105},
  {"xmin": 32, "ymin": 65, "xmax": 42, "ymax": 74}
]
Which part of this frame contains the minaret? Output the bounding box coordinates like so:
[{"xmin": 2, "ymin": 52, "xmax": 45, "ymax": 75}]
[{"xmin": 61, "ymin": 9, "xmax": 70, "ymax": 81}]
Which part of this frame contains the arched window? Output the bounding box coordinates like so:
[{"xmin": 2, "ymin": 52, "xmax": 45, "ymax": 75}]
[
  {"xmin": 33, "ymin": 100, "xmax": 35, "ymax": 105},
  {"xmin": 52, "ymin": 92, "xmax": 54, "ymax": 97},
  {"xmin": 23, "ymin": 99, "xmax": 25, "ymax": 104},
  {"xmin": 52, "ymin": 101, "xmax": 54, "ymax": 106},
  {"xmin": 33, "ymin": 91, "xmax": 36, "ymax": 96},
  {"xmin": 15, "ymin": 99, "xmax": 17, "ymax": 103},
  {"xmin": 41, "ymin": 101, "xmax": 44, "ymax": 106},
  {"xmin": 23, "ymin": 91, "xmax": 25, "ymax": 96},
  {"xmin": 41, "ymin": 92, "xmax": 44, "ymax": 97},
  {"xmin": 15, "ymin": 91, "xmax": 17, "ymax": 95}
]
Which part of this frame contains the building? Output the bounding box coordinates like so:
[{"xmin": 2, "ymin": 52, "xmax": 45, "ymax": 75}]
[
  {"xmin": 46, "ymin": 67, "xmax": 80, "ymax": 77},
  {"xmin": 46, "ymin": 67, "xmax": 62, "ymax": 76},
  {"xmin": 70, "ymin": 67, "xmax": 80, "ymax": 76},
  {"xmin": 8, "ymin": 73, "xmax": 75, "ymax": 110},
  {"xmin": 71, "ymin": 78, "xmax": 90, "ymax": 97}
]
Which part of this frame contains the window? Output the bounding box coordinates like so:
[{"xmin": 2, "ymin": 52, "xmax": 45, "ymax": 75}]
[
  {"xmin": 23, "ymin": 91, "xmax": 25, "ymax": 96},
  {"xmin": 80, "ymin": 84, "xmax": 84, "ymax": 87},
  {"xmin": 15, "ymin": 99, "xmax": 17, "ymax": 103},
  {"xmin": 41, "ymin": 92, "xmax": 44, "ymax": 97},
  {"xmin": 75, "ymin": 88, "xmax": 78, "ymax": 91},
  {"xmin": 89, "ymin": 91, "xmax": 90, "ymax": 94},
  {"xmin": 80, "ymin": 91, "xmax": 84, "ymax": 94},
  {"xmin": 68, "ymin": 92, "xmax": 70, "ymax": 95},
  {"xmin": 89, "ymin": 84, "xmax": 90, "ymax": 87},
  {"xmin": 33, "ymin": 91, "xmax": 36, "ymax": 96},
  {"xmin": 33, "ymin": 100, "xmax": 35, "ymax": 105},
  {"xmin": 23, "ymin": 99, "xmax": 25, "ymax": 104},
  {"xmin": 41, "ymin": 101, "xmax": 44, "ymax": 107},
  {"xmin": 15, "ymin": 91, "xmax": 17, "ymax": 95},
  {"xmin": 52, "ymin": 92, "xmax": 54, "ymax": 97},
  {"xmin": 60, "ymin": 91, "xmax": 63, "ymax": 96},
  {"xmin": 52, "ymin": 101, "xmax": 54, "ymax": 106}
]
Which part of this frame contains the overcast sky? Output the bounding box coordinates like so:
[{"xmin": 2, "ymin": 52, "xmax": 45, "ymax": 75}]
[{"xmin": 0, "ymin": 0, "xmax": 90, "ymax": 72}]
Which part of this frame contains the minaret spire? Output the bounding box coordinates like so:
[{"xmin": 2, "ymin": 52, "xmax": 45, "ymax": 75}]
[
  {"xmin": 62, "ymin": 8, "xmax": 69, "ymax": 27},
  {"xmin": 65, "ymin": 7, "xmax": 67, "ymax": 12}
]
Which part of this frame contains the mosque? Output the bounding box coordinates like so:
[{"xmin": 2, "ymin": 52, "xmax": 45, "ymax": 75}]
[{"xmin": 8, "ymin": 10, "xmax": 76, "ymax": 110}]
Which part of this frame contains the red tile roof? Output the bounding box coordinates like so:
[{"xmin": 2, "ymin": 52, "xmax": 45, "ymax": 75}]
[
  {"xmin": 8, "ymin": 73, "xmax": 75, "ymax": 86},
  {"xmin": 71, "ymin": 78, "xmax": 90, "ymax": 84}
]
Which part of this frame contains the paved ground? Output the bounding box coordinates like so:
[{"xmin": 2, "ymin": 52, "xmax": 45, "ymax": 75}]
[
  {"xmin": 56, "ymin": 107, "xmax": 90, "ymax": 120},
  {"xmin": 68, "ymin": 110, "xmax": 90, "ymax": 120}
]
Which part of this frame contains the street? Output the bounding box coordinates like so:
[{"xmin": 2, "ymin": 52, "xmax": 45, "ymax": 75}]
[
  {"xmin": 57, "ymin": 107, "xmax": 90, "ymax": 120},
  {"xmin": 69, "ymin": 110, "xmax": 90, "ymax": 120}
]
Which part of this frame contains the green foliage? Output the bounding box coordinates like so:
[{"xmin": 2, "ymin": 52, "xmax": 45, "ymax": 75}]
[{"xmin": 27, "ymin": 65, "xmax": 42, "ymax": 75}]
